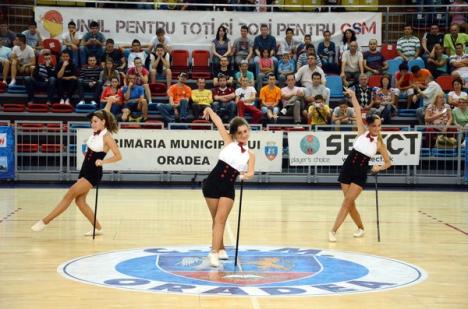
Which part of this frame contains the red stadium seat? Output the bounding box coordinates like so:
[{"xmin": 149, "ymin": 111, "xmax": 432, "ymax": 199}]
[
  {"xmin": 18, "ymin": 144, "xmax": 39, "ymax": 152},
  {"xmin": 0, "ymin": 82, "xmax": 6, "ymax": 93},
  {"xmin": 41, "ymin": 144, "xmax": 63, "ymax": 153},
  {"xmin": 120, "ymin": 123, "xmax": 141, "ymax": 129},
  {"xmin": 18, "ymin": 123, "xmax": 44, "ymax": 132},
  {"xmin": 27, "ymin": 103, "xmax": 49, "ymax": 113},
  {"xmin": 368, "ymin": 74, "xmax": 383, "ymax": 88},
  {"xmin": 46, "ymin": 123, "xmax": 68, "ymax": 132},
  {"xmin": 170, "ymin": 49, "xmax": 189, "ymax": 76},
  {"xmin": 149, "ymin": 83, "xmax": 167, "ymax": 96},
  {"xmin": 286, "ymin": 127, "xmax": 306, "ymax": 131},
  {"xmin": 191, "ymin": 50, "xmax": 211, "ymax": 79},
  {"xmin": 382, "ymin": 127, "xmax": 401, "ymax": 131},
  {"xmin": 3, "ymin": 104, "xmax": 25, "ymax": 112},
  {"xmin": 51, "ymin": 103, "xmax": 73, "ymax": 113},
  {"xmin": 190, "ymin": 119, "xmax": 211, "ymax": 130},
  {"xmin": 381, "ymin": 44, "xmax": 398, "ymax": 61},
  {"xmin": 435, "ymin": 75, "xmax": 454, "ymax": 92},
  {"xmin": 142, "ymin": 120, "xmax": 164, "ymax": 129},
  {"xmin": 42, "ymin": 39, "xmax": 62, "ymax": 55},
  {"xmin": 38, "ymin": 53, "xmax": 57, "ymax": 66}
]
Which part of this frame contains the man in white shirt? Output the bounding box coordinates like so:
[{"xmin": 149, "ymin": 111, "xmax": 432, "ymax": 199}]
[
  {"xmin": 281, "ymin": 73, "xmax": 305, "ymax": 124},
  {"xmin": 236, "ymin": 76, "xmax": 262, "ymax": 124},
  {"xmin": 450, "ymin": 43, "xmax": 468, "ymax": 86},
  {"xmin": 277, "ymin": 28, "xmax": 300, "ymax": 57},
  {"xmin": 0, "ymin": 39, "xmax": 12, "ymax": 85},
  {"xmin": 127, "ymin": 39, "xmax": 148, "ymax": 69},
  {"xmin": 295, "ymin": 55, "xmax": 326, "ymax": 89},
  {"xmin": 8, "ymin": 33, "xmax": 35, "ymax": 87},
  {"xmin": 61, "ymin": 21, "xmax": 82, "ymax": 66},
  {"xmin": 340, "ymin": 41, "xmax": 364, "ymax": 87},
  {"xmin": 148, "ymin": 28, "xmax": 172, "ymax": 54},
  {"xmin": 414, "ymin": 75, "xmax": 443, "ymax": 124}
]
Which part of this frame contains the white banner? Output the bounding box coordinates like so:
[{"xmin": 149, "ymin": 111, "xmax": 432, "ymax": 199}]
[
  {"xmin": 35, "ymin": 7, "xmax": 382, "ymax": 48},
  {"xmin": 76, "ymin": 129, "xmax": 282, "ymax": 172},
  {"xmin": 288, "ymin": 131, "xmax": 422, "ymax": 166}
]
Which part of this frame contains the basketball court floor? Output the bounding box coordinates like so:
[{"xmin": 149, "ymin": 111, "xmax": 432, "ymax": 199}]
[{"xmin": 0, "ymin": 187, "xmax": 467, "ymax": 308}]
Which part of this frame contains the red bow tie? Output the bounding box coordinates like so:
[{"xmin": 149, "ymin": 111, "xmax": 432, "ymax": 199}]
[
  {"xmin": 366, "ymin": 133, "xmax": 375, "ymax": 142},
  {"xmin": 238, "ymin": 142, "xmax": 246, "ymax": 153},
  {"xmin": 93, "ymin": 130, "xmax": 101, "ymax": 136}
]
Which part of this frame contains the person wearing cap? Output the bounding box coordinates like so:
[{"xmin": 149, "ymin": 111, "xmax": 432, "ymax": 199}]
[
  {"xmin": 234, "ymin": 59, "xmax": 254, "ymax": 87},
  {"xmin": 259, "ymin": 74, "xmax": 281, "ymax": 123},
  {"xmin": 158, "ymin": 72, "xmax": 191, "ymax": 124},
  {"xmin": 191, "ymin": 78, "xmax": 213, "ymax": 118},
  {"xmin": 235, "ymin": 76, "xmax": 262, "ymax": 124},
  {"xmin": 213, "ymin": 57, "xmax": 234, "ymax": 87}
]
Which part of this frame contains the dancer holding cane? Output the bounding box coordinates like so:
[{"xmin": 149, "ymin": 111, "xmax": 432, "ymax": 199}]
[
  {"xmin": 329, "ymin": 88, "xmax": 391, "ymax": 242},
  {"xmin": 31, "ymin": 110, "xmax": 121, "ymax": 236},
  {"xmin": 202, "ymin": 107, "xmax": 255, "ymax": 267}
]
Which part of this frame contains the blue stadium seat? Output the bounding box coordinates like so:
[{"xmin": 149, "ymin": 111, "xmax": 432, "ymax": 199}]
[
  {"xmin": 325, "ymin": 76, "xmax": 344, "ymax": 98},
  {"xmin": 408, "ymin": 58, "xmax": 425, "ymax": 70},
  {"xmin": 431, "ymin": 148, "xmax": 457, "ymax": 157},
  {"xmin": 420, "ymin": 148, "xmax": 431, "ymax": 157},
  {"xmin": 7, "ymin": 84, "xmax": 26, "ymax": 94},
  {"xmin": 386, "ymin": 58, "xmax": 403, "ymax": 76},
  {"xmin": 75, "ymin": 103, "xmax": 97, "ymax": 113},
  {"xmin": 68, "ymin": 144, "xmax": 77, "ymax": 153},
  {"xmin": 398, "ymin": 109, "xmax": 417, "ymax": 117},
  {"xmin": 148, "ymin": 102, "xmax": 160, "ymax": 115}
]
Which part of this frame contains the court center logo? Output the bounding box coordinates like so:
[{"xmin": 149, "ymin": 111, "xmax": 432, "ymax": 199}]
[
  {"xmin": 58, "ymin": 246, "xmax": 426, "ymax": 296},
  {"xmin": 300, "ymin": 134, "xmax": 320, "ymax": 155}
]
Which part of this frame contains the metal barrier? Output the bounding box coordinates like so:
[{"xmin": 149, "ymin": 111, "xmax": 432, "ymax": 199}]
[{"xmin": 12, "ymin": 121, "xmax": 466, "ymax": 184}]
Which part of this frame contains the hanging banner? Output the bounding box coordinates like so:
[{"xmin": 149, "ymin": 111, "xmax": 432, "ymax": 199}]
[
  {"xmin": 0, "ymin": 126, "xmax": 15, "ymax": 180},
  {"xmin": 35, "ymin": 6, "xmax": 382, "ymax": 47},
  {"xmin": 76, "ymin": 129, "xmax": 283, "ymax": 172},
  {"xmin": 288, "ymin": 131, "xmax": 422, "ymax": 166}
]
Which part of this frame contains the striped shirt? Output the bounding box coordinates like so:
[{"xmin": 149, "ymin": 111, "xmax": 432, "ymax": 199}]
[
  {"xmin": 397, "ymin": 36, "xmax": 421, "ymax": 58},
  {"xmin": 79, "ymin": 65, "xmax": 102, "ymax": 83}
]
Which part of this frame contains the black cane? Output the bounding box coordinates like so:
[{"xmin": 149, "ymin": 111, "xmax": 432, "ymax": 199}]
[
  {"xmin": 374, "ymin": 173, "xmax": 381, "ymax": 242},
  {"xmin": 234, "ymin": 180, "xmax": 244, "ymax": 268},
  {"xmin": 93, "ymin": 183, "xmax": 99, "ymax": 239}
]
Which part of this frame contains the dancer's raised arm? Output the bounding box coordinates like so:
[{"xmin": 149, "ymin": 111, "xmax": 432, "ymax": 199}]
[
  {"xmin": 203, "ymin": 107, "xmax": 232, "ymax": 144},
  {"xmin": 344, "ymin": 88, "xmax": 365, "ymax": 135}
]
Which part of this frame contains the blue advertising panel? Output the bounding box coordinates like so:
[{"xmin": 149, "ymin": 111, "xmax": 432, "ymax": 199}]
[{"xmin": 0, "ymin": 126, "xmax": 15, "ymax": 180}]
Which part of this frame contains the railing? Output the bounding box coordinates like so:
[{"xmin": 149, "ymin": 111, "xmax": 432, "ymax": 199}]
[{"xmin": 12, "ymin": 121, "xmax": 467, "ymax": 184}]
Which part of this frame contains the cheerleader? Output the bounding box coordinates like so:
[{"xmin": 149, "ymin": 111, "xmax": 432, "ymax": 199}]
[
  {"xmin": 31, "ymin": 110, "xmax": 122, "ymax": 236},
  {"xmin": 329, "ymin": 88, "xmax": 392, "ymax": 242},
  {"xmin": 202, "ymin": 107, "xmax": 255, "ymax": 267}
]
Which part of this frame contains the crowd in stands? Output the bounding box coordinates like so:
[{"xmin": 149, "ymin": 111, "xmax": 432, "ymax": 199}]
[{"xmin": 0, "ymin": 17, "xmax": 467, "ymax": 132}]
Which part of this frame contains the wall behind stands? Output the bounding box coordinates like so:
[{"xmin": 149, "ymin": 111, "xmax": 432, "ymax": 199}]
[{"xmin": 35, "ymin": 6, "xmax": 381, "ymax": 50}]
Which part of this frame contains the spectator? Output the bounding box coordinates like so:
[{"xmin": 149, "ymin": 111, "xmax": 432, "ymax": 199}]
[
  {"xmin": 370, "ymin": 75, "xmax": 397, "ymax": 124},
  {"xmin": 394, "ymin": 62, "xmax": 414, "ymax": 108},
  {"xmin": 409, "ymin": 65, "xmax": 432, "ymax": 108},
  {"xmin": 79, "ymin": 21, "xmax": 105, "ymax": 67},
  {"xmin": 304, "ymin": 72, "xmax": 330, "ymax": 105},
  {"xmin": 450, "ymin": 0, "xmax": 468, "ymax": 29},
  {"xmin": 0, "ymin": 21, "xmax": 16, "ymax": 48},
  {"xmin": 127, "ymin": 39, "xmax": 148, "ymax": 69},
  {"xmin": 99, "ymin": 57, "xmax": 120, "ymax": 87},
  {"xmin": 253, "ymin": 24, "xmax": 277, "ymax": 75},
  {"xmin": 296, "ymin": 34, "xmax": 313, "ymax": 59},
  {"xmin": 444, "ymin": 23, "xmax": 468, "ymax": 56},
  {"xmin": 307, "ymin": 95, "xmax": 331, "ymax": 126},
  {"xmin": 22, "ymin": 21, "xmax": 42, "ymax": 50},
  {"xmin": 101, "ymin": 39, "xmax": 126, "ymax": 80},
  {"xmin": 150, "ymin": 43, "xmax": 172, "ymax": 88},
  {"xmin": 121, "ymin": 73, "xmax": 148, "ymax": 122},
  {"xmin": 421, "ymin": 24, "xmax": 444, "ymax": 63},
  {"xmin": 424, "ymin": 92, "xmax": 452, "ymax": 128},
  {"xmin": 277, "ymin": 52, "xmax": 296, "ymax": 86},
  {"xmin": 191, "ymin": 78, "xmax": 213, "ymax": 118},
  {"xmin": 297, "ymin": 44, "xmax": 322, "ymax": 70},
  {"xmin": 281, "ymin": 73, "xmax": 305, "ymax": 125},
  {"xmin": 295, "ymin": 54, "xmax": 325, "ymax": 89},
  {"xmin": 339, "ymin": 29, "xmax": 357, "ymax": 60},
  {"xmin": 78, "ymin": 55, "xmax": 102, "ymax": 105},
  {"xmin": 148, "ymin": 27, "xmax": 172, "ymax": 55},
  {"xmin": 235, "ymin": 76, "xmax": 262, "ymax": 124},
  {"xmin": 448, "ymin": 78, "xmax": 467, "ymax": 108},
  {"xmin": 340, "ymin": 41, "xmax": 364, "ymax": 87},
  {"xmin": 259, "ymin": 74, "xmax": 281, "ymax": 123},
  {"xmin": 101, "ymin": 76, "xmax": 123, "ymax": 116},
  {"xmin": 413, "ymin": 75, "xmax": 443, "ymax": 124},
  {"xmin": 277, "ymin": 28, "xmax": 300, "ymax": 57},
  {"xmin": 452, "ymin": 97, "xmax": 468, "ymax": 130},
  {"xmin": 232, "ymin": 25, "xmax": 254, "ymax": 67},
  {"xmin": 8, "ymin": 33, "xmax": 35, "ymax": 87},
  {"xmin": 24, "ymin": 51, "xmax": 56, "ymax": 104},
  {"xmin": 427, "ymin": 43, "xmax": 449, "ymax": 78},
  {"xmin": 56, "ymin": 50, "xmax": 79, "ymax": 105},
  {"xmin": 363, "ymin": 39, "xmax": 387, "ymax": 75},
  {"xmin": 211, "ymin": 25, "xmax": 231, "ymax": 71},
  {"xmin": 213, "ymin": 57, "xmax": 234, "ymax": 86},
  {"xmin": 318, "ymin": 30, "xmax": 339, "ymax": 74},
  {"xmin": 234, "ymin": 59, "xmax": 254, "ymax": 87},
  {"xmin": 396, "ymin": 25, "xmax": 422, "ymax": 62},
  {"xmin": 212, "ymin": 74, "xmax": 236, "ymax": 122},
  {"xmin": 256, "ymin": 48, "xmax": 275, "ymax": 90},
  {"xmin": 61, "ymin": 21, "xmax": 81, "ymax": 66},
  {"xmin": 158, "ymin": 72, "xmax": 191, "ymax": 123},
  {"xmin": 332, "ymin": 101, "xmax": 356, "ymax": 130},
  {"xmin": 127, "ymin": 56, "xmax": 153, "ymax": 105},
  {"xmin": 449, "ymin": 43, "xmax": 468, "ymax": 84},
  {"xmin": 0, "ymin": 38, "xmax": 11, "ymax": 84},
  {"xmin": 351, "ymin": 73, "xmax": 373, "ymax": 108}
]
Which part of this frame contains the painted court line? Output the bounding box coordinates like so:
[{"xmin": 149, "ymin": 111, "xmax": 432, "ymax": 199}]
[
  {"xmin": 0, "ymin": 208, "xmax": 22, "ymax": 224},
  {"xmin": 418, "ymin": 210, "xmax": 468, "ymax": 236}
]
